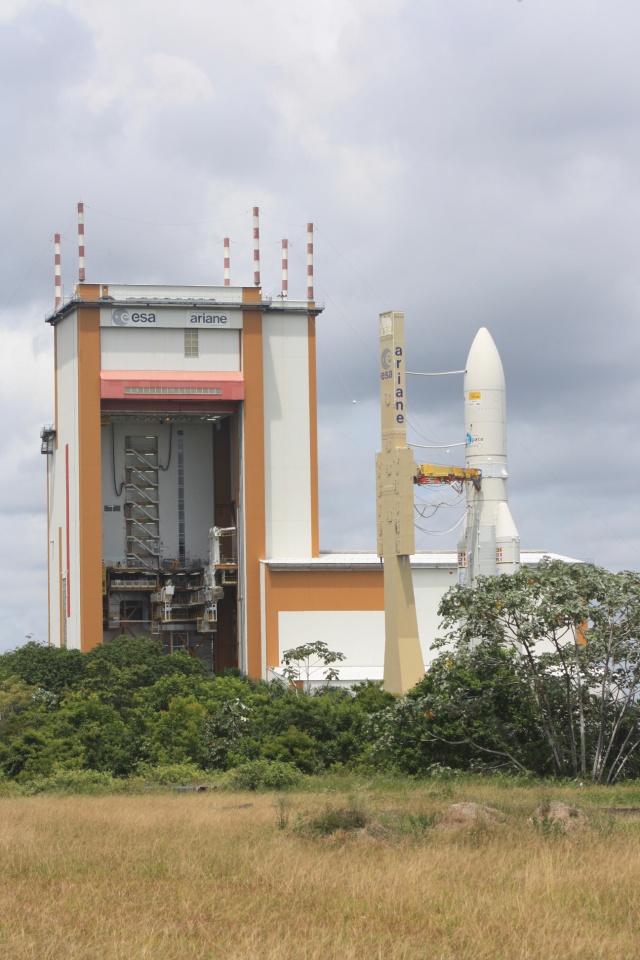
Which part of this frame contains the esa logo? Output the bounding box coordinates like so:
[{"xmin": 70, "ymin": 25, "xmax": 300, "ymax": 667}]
[
  {"xmin": 111, "ymin": 308, "xmax": 156, "ymax": 326},
  {"xmin": 380, "ymin": 348, "xmax": 392, "ymax": 369}
]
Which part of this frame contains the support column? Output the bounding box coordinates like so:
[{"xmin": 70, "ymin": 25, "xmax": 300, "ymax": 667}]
[{"xmin": 376, "ymin": 311, "xmax": 424, "ymax": 694}]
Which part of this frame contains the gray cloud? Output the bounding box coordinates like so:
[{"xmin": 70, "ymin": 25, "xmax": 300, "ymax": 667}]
[{"xmin": 1, "ymin": 0, "xmax": 640, "ymax": 650}]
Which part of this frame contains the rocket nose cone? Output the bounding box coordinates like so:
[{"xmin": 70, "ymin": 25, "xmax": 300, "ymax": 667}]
[{"xmin": 465, "ymin": 327, "xmax": 505, "ymax": 392}]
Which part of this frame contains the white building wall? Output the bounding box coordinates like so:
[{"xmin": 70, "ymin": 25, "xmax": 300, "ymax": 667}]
[
  {"xmin": 270, "ymin": 554, "xmax": 573, "ymax": 683},
  {"xmin": 49, "ymin": 314, "xmax": 81, "ymax": 649},
  {"xmin": 272, "ymin": 562, "xmax": 460, "ymax": 682},
  {"xmin": 414, "ymin": 566, "xmax": 458, "ymax": 653},
  {"xmin": 100, "ymin": 328, "xmax": 240, "ymax": 372},
  {"xmin": 262, "ymin": 315, "xmax": 312, "ymax": 558},
  {"xmin": 278, "ymin": 611, "xmax": 385, "ymax": 666},
  {"xmin": 46, "ymin": 455, "xmax": 60, "ymax": 647}
]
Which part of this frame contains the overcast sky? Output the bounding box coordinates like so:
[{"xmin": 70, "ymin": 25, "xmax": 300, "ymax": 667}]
[{"xmin": 1, "ymin": 0, "xmax": 640, "ymax": 652}]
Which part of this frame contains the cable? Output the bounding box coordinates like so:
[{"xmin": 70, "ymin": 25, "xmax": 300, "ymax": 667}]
[
  {"xmin": 409, "ymin": 441, "xmax": 466, "ymax": 449},
  {"xmin": 85, "ymin": 204, "xmax": 249, "ymax": 228},
  {"xmin": 415, "ymin": 497, "xmax": 464, "ymax": 509},
  {"xmin": 259, "ymin": 210, "xmax": 307, "ymax": 229},
  {"xmin": 415, "ymin": 514, "xmax": 465, "ymax": 537},
  {"xmin": 405, "ymin": 418, "xmax": 445, "ymax": 445},
  {"xmin": 415, "ymin": 497, "xmax": 464, "ymax": 520},
  {"xmin": 158, "ymin": 423, "xmax": 173, "ymax": 471},
  {"xmin": 112, "ymin": 424, "xmax": 124, "ymax": 497},
  {"xmin": 407, "ymin": 370, "xmax": 465, "ymax": 377},
  {"xmin": 313, "ymin": 226, "xmax": 390, "ymax": 307}
]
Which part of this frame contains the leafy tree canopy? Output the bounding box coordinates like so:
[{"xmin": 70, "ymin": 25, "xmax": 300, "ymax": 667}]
[{"xmin": 437, "ymin": 559, "xmax": 640, "ymax": 783}]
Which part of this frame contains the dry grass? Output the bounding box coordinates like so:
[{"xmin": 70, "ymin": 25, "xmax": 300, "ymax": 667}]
[{"xmin": 1, "ymin": 782, "xmax": 640, "ymax": 959}]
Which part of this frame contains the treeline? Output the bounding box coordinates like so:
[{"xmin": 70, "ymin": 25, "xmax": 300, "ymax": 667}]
[
  {"xmin": 0, "ymin": 636, "xmax": 575, "ymax": 784},
  {"xmin": 0, "ymin": 636, "xmax": 398, "ymax": 782},
  {"xmin": 1, "ymin": 560, "xmax": 640, "ymax": 786}
]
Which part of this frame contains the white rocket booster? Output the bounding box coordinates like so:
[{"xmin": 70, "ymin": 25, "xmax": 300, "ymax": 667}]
[{"xmin": 457, "ymin": 327, "xmax": 520, "ymax": 586}]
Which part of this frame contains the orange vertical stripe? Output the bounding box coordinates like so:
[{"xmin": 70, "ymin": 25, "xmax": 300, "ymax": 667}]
[
  {"xmin": 77, "ymin": 307, "xmax": 103, "ymax": 652},
  {"xmin": 242, "ymin": 291, "xmax": 266, "ymax": 677}
]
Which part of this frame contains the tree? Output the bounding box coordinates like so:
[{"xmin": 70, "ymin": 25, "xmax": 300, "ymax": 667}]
[
  {"xmin": 368, "ymin": 642, "xmax": 547, "ymax": 775},
  {"xmin": 0, "ymin": 641, "xmax": 87, "ymax": 694},
  {"xmin": 280, "ymin": 642, "xmax": 346, "ymax": 692},
  {"xmin": 438, "ymin": 559, "xmax": 640, "ymax": 783}
]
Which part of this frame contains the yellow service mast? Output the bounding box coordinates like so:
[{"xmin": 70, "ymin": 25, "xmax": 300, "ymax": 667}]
[{"xmin": 376, "ymin": 312, "xmax": 481, "ymax": 695}]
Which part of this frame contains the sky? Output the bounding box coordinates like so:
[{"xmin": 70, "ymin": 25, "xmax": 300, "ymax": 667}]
[{"xmin": 1, "ymin": 0, "xmax": 640, "ymax": 652}]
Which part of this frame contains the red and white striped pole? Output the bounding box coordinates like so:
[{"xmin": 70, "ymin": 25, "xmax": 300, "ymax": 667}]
[
  {"xmin": 253, "ymin": 206, "xmax": 260, "ymax": 287},
  {"xmin": 77, "ymin": 201, "xmax": 85, "ymax": 282},
  {"xmin": 54, "ymin": 233, "xmax": 62, "ymax": 309},
  {"xmin": 306, "ymin": 222, "xmax": 314, "ymax": 301},
  {"xmin": 223, "ymin": 237, "xmax": 230, "ymax": 286},
  {"xmin": 281, "ymin": 239, "xmax": 288, "ymax": 299}
]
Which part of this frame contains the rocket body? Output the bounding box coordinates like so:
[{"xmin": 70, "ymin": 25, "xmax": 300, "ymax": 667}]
[{"xmin": 457, "ymin": 328, "xmax": 520, "ymax": 587}]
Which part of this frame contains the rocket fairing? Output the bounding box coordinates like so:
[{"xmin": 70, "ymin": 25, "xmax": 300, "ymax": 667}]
[{"xmin": 457, "ymin": 327, "xmax": 520, "ymax": 587}]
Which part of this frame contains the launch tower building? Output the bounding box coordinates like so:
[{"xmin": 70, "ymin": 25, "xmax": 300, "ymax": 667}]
[{"xmin": 42, "ymin": 281, "xmax": 322, "ymax": 672}]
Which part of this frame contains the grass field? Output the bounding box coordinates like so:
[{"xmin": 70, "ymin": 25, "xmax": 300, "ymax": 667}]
[{"xmin": 2, "ymin": 777, "xmax": 640, "ymax": 959}]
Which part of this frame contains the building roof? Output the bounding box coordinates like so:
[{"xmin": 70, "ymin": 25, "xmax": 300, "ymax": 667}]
[{"xmin": 266, "ymin": 550, "xmax": 584, "ymax": 572}]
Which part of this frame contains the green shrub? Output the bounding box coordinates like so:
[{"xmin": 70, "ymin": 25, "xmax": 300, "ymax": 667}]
[
  {"xmin": 22, "ymin": 768, "xmax": 122, "ymax": 795},
  {"xmin": 377, "ymin": 810, "xmax": 436, "ymax": 837},
  {"xmin": 299, "ymin": 799, "xmax": 369, "ymax": 835},
  {"xmin": 136, "ymin": 763, "xmax": 208, "ymax": 786},
  {"xmin": 224, "ymin": 759, "xmax": 304, "ymax": 791}
]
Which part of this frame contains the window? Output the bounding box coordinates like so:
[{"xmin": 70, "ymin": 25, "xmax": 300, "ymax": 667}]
[{"xmin": 184, "ymin": 330, "xmax": 199, "ymax": 358}]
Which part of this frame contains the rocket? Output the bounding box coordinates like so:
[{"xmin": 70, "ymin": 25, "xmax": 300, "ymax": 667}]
[{"xmin": 457, "ymin": 327, "xmax": 520, "ymax": 587}]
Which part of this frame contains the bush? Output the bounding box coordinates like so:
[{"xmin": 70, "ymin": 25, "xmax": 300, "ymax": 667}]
[
  {"xmin": 22, "ymin": 768, "xmax": 122, "ymax": 795},
  {"xmin": 136, "ymin": 763, "xmax": 209, "ymax": 786},
  {"xmin": 224, "ymin": 759, "xmax": 304, "ymax": 791},
  {"xmin": 298, "ymin": 799, "xmax": 369, "ymax": 835}
]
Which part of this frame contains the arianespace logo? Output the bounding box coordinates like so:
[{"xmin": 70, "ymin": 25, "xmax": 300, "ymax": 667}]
[
  {"xmin": 189, "ymin": 313, "xmax": 228, "ymax": 324},
  {"xmin": 111, "ymin": 308, "xmax": 156, "ymax": 326}
]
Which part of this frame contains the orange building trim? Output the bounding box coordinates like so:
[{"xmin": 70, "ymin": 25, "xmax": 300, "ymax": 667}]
[
  {"xmin": 76, "ymin": 283, "xmax": 102, "ymax": 301},
  {"xmin": 100, "ymin": 370, "xmax": 244, "ymax": 401},
  {"xmin": 242, "ymin": 289, "xmax": 266, "ymax": 676},
  {"xmin": 77, "ymin": 307, "xmax": 103, "ymax": 652}
]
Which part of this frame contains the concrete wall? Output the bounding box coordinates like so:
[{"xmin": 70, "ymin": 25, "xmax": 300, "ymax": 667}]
[
  {"xmin": 278, "ymin": 610, "xmax": 385, "ymax": 665},
  {"xmin": 262, "ymin": 314, "xmax": 312, "ymax": 558},
  {"xmin": 101, "ymin": 328, "xmax": 240, "ymax": 372}
]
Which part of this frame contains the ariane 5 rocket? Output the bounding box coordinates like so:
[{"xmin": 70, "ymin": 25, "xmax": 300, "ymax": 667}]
[{"xmin": 457, "ymin": 327, "xmax": 520, "ymax": 587}]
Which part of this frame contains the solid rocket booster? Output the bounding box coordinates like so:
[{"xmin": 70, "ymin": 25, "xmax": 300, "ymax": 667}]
[{"xmin": 457, "ymin": 327, "xmax": 520, "ymax": 586}]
